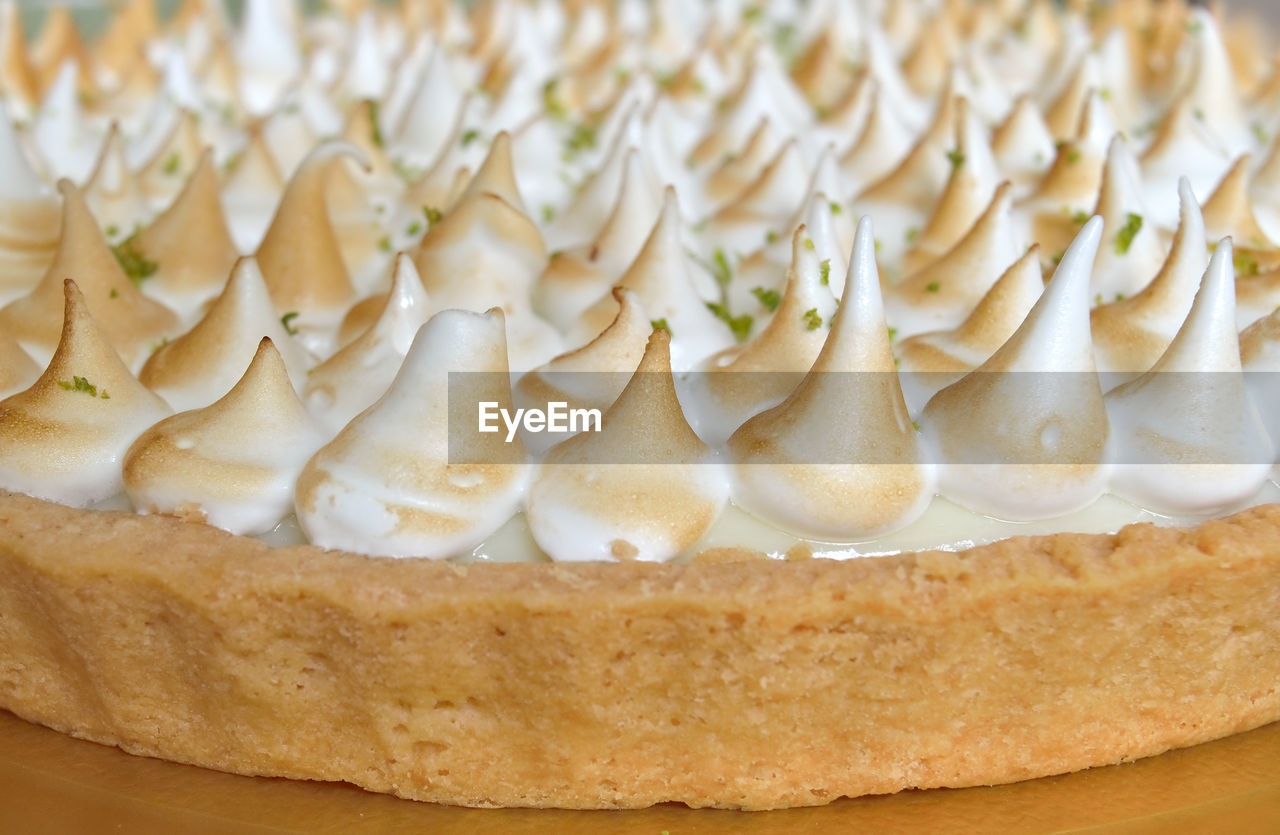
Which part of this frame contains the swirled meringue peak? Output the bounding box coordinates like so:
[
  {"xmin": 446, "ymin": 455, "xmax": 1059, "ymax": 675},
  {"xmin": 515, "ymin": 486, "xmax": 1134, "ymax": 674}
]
[
  {"xmin": 255, "ymin": 141, "xmax": 368, "ymax": 352},
  {"xmin": 296, "ymin": 308, "xmax": 527, "ymax": 559},
  {"xmin": 1091, "ymin": 178, "xmax": 1208, "ymax": 378},
  {"xmin": 1107, "ymin": 239, "xmax": 1272, "ymax": 513},
  {"xmin": 140, "ymin": 257, "xmax": 312, "ymax": 412},
  {"xmin": 922, "ymin": 217, "xmax": 1110, "ymax": 521},
  {"xmin": 0, "ymin": 180, "xmax": 180, "ymax": 369},
  {"xmin": 1084, "ymin": 136, "xmax": 1161, "ymax": 296},
  {"xmin": 124, "ymin": 337, "xmax": 326, "ymax": 535},
  {"xmin": 0, "ymin": 280, "xmax": 170, "ymax": 506},
  {"xmin": 726, "ymin": 217, "xmax": 933, "ymax": 541},
  {"xmin": 532, "ymin": 148, "xmax": 659, "ymax": 332},
  {"xmin": 527, "ymin": 328, "xmax": 726, "ymax": 563},
  {"xmin": 304, "ymin": 253, "xmax": 431, "ymax": 434},
  {"xmin": 689, "ymin": 226, "xmax": 837, "ymax": 447},
  {"xmin": 132, "ymin": 149, "xmax": 240, "ymax": 320},
  {"xmin": 886, "ymin": 181, "xmax": 1020, "ymax": 339},
  {"xmin": 0, "ymin": 100, "xmax": 59, "ymax": 303},
  {"xmin": 515, "ymin": 287, "xmax": 649, "ymax": 454},
  {"xmin": 573, "ymin": 188, "xmax": 731, "ymax": 369},
  {"xmin": 897, "ymin": 245, "xmax": 1045, "ymax": 415}
]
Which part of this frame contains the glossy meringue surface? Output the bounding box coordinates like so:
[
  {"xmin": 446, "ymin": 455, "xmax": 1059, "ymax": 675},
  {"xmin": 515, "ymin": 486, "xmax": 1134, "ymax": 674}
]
[{"xmin": 0, "ymin": 0, "xmax": 1277, "ymax": 562}]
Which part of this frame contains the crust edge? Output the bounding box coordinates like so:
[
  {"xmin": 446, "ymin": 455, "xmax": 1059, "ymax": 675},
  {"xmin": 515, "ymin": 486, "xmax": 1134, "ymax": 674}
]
[{"xmin": 1, "ymin": 490, "xmax": 1278, "ymax": 809}]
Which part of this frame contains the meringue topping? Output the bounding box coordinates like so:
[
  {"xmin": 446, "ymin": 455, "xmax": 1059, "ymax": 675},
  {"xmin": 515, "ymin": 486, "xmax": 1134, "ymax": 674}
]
[
  {"xmin": 1107, "ymin": 240, "xmax": 1273, "ymax": 513},
  {"xmin": 0, "ymin": 180, "xmax": 180, "ymax": 369},
  {"xmin": 922, "ymin": 217, "xmax": 1110, "ymax": 520},
  {"xmin": 0, "ymin": 280, "xmax": 170, "ymax": 506},
  {"xmin": 140, "ymin": 257, "xmax": 312, "ymax": 412},
  {"xmin": 124, "ymin": 337, "xmax": 326, "ymax": 535},
  {"xmin": 296, "ymin": 308, "xmax": 527, "ymax": 558},
  {"xmin": 527, "ymin": 328, "xmax": 727, "ymax": 562},
  {"xmin": 727, "ymin": 217, "xmax": 933, "ymax": 540},
  {"xmin": 304, "ymin": 253, "xmax": 431, "ymax": 433}
]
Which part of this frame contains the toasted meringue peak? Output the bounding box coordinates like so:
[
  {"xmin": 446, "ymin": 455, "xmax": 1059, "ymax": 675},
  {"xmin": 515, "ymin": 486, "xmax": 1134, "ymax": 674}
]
[
  {"xmin": 704, "ymin": 117, "xmax": 783, "ymax": 206},
  {"xmin": 1044, "ymin": 55, "xmax": 1099, "ymax": 141},
  {"xmin": 0, "ymin": 280, "xmax": 170, "ymax": 506},
  {"xmin": 220, "ymin": 124, "xmax": 285, "ymax": 251},
  {"xmin": 304, "ymin": 253, "xmax": 431, "ymax": 433},
  {"xmin": 30, "ymin": 7, "xmax": 92, "ymax": 95},
  {"xmin": 124, "ymin": 337, "xmax": 326, "ymax": 535},
  {"xmin": 515, "ymin": 288, "xmax": 649, "ymax": 450},
  {"xmin": 132, "ymin": 149, "xmax": 238, "ymax": 314},
  {"xmin": 1106, "ymin": 239, "xmax": 1272, "ymax": 513},
  {"xmin": 1091, "ymin": 178, "xmax": 1209, "ymax": 377},
  {"xmin": 0, "ymin": 102, "xmax": 59, "ymax": 302},
  {"xmin": 922, "ymin": 217, "xmax": 1110, "ymax": 520},
  {"xmin": 1181, "ymin": 6, "xmax": 1249, "ymax": 154},
  {"xmin": 0, "ymin": 180, "xmax": 179, "ymax": 368},
  {"xmin": 1088, "ymin": 135, "xmax": 1165, "ymax": 300},
  {"xmin": 574, "ymin": 189, "xmax": 730, "ymax": 369},
  {"xmin": 887, "ymin": 181, "xmax": 1019, "ymax": 339},
  {"xmin": 31, "ymin": 60, "xmax": 101, "ymax": 183},
  {"xmin": 839, "ymin": 80, "xmax": 915, "ymax": 191},
  {"xmin": 255, "ymin": 141, "xmax": 367, "ymax": 329},
  {"xmin": 857, "ymin": 91, "xmax": 957, "ymax": 214},
  {"xmin": 296, "ymin": 308, "xmax": 527, "ymax": 559},
  {"xmin": 0, "ymin": 3, "xmax": 39, "ymax": 114},
  {"xmin": 726, "ymin": 217, "xmax": 933, "ymax": 540},
  {"xmin": 140, "ymin": 257, "xmax": 311, "ymax": 412},
  {"xmin": 1140, "ymin": 91, "xmax": 1231, "ymax": 224},
  {"xmin": 903, "ymin": 98, "xmax": 1001, "ymax": 274},
  {"xmin": 691, "ymin": 226, "xmax": 838, "ymax": 447},
  {"xmin": 83, "ymin": 122, "xmax": 150, "ymax": 236},
  {"xmin": 1239, "ymin": 307, "xmax": 1280, "ymax": 462},
  {"xmin": 527, "ymin": 328, "xmax": 726, "ymax": 563},
  {"xmin": 136, "ymin": 109, "xmax": 206, "ymax": 202},
  {"xmin": 532, "ymin": 148, "xmax": 659, "ymax": 332},
  {"xmin": 410, "ymin": 148, "xmax": 560, "ymax": 370},
  {"xmin": 0, "ymin": 97, "xmax": 48, "ymax": 201},
  {"xmin": 457, "ymin": 130, "xmax": 529, "ymax": 216},
  {"xmin": 897, "ymin": 245, "xmax": 1044, "ymax": 412},
  {"xmin": 1202, "ymin": 154, "xmax": 1274, "ymax": 249},
  {"xmin": 237, "ymin": 0, "xmax": 303, "ymax": 115},
  {"xmin": 0, "ymin": 327, "xmax": 38, "ymax": 398},
  {"xmin": 703, "ymin": 138, "xmax": 809, "ymax": 255},
  {"xmin": 93, "ymin": 0, "xmax": 158, "ymax": 86}
]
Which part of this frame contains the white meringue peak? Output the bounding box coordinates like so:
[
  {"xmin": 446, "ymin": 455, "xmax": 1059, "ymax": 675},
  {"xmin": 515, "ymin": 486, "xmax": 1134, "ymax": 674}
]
[
  {"xmin": 527, "ymin": 328, "xmax": 727, "ymax": 563},
  {"xmin": 532, "ymin": 147, "xmax": 659, "ymax": 332},
  {"xmin": 886, "ymin": 181, "xmax": 1020, "ymax": 339},
  {"xmin": 124, "ymin": 337, "xmax": 326, "ymax": 535},
  {"xmin": 140, "ymin": 257, "xmax": 312, "ymax": 413},
  {"xmin": 922, "ymin": 217, "xmax": 1110, "ymax": 521},
  {"xmin": 0, "ymin": 280, "xmax": 170, "ymax": 506},
  {"xmin": 255, "ymin": 140, "xmax": 369, "ymax": 343},
  {"xmin": 0, "ymin": 180, "xmax": 180, "ymax": 370},
  {"xmin": 1088, "ymin": 135, "xmax": 1166, "ymax": 301},
  {"xmin": 690, "ymin": 226, "xmax": 838, "ymax": 447},
  {"xmin": 133, "ymin": 148, "xmax": 239, "ymax": 319},
  {"xmin": 574, "ymin": 188, "xmax": 730, "ymax": 369},
  {"xmin": 1091, "ymin": 178, "xmax": 1209, "ymax": 378},
  {"xmin": 1107, "ymin": 239, "xmax": 1272, "ymax": 513},
  {"xmin": 304, "ymin": 253, "xmax": 432, "ymax": 434},
  {"xmin": 726, "ymin": 217, "xmax": 933, "ymax": 541},
  {"xmin": 897, "ymin": 245, "xmax": 1045, "ymax": 415},
  {"xmin": 296, "ymin": 308, "xmax": 528, "ymax": 559}
]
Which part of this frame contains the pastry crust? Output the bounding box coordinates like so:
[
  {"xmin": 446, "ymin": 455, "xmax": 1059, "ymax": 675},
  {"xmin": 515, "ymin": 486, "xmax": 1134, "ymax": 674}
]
[{"xmin": 1, "ymin": 490, "xmax": 1278, "ymax": 809}]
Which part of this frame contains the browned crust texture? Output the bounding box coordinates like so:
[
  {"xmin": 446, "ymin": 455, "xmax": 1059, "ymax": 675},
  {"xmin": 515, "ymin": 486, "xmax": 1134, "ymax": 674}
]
[{"xmin": 0, "ymin": 490, "xmax": 1278, "ymax": 809}]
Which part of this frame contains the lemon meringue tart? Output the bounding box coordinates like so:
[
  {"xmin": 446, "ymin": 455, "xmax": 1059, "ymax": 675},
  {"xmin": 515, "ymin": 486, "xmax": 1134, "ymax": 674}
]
[{"xmin": 1, "ymin": 0, "xmax": 1280, "ymax": 811}]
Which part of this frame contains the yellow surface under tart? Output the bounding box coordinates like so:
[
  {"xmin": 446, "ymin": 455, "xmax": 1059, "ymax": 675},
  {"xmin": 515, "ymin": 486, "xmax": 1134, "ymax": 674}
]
[{"xmin": 1, "ymin": 490, "xmax": 1278, "ymax": 810}]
